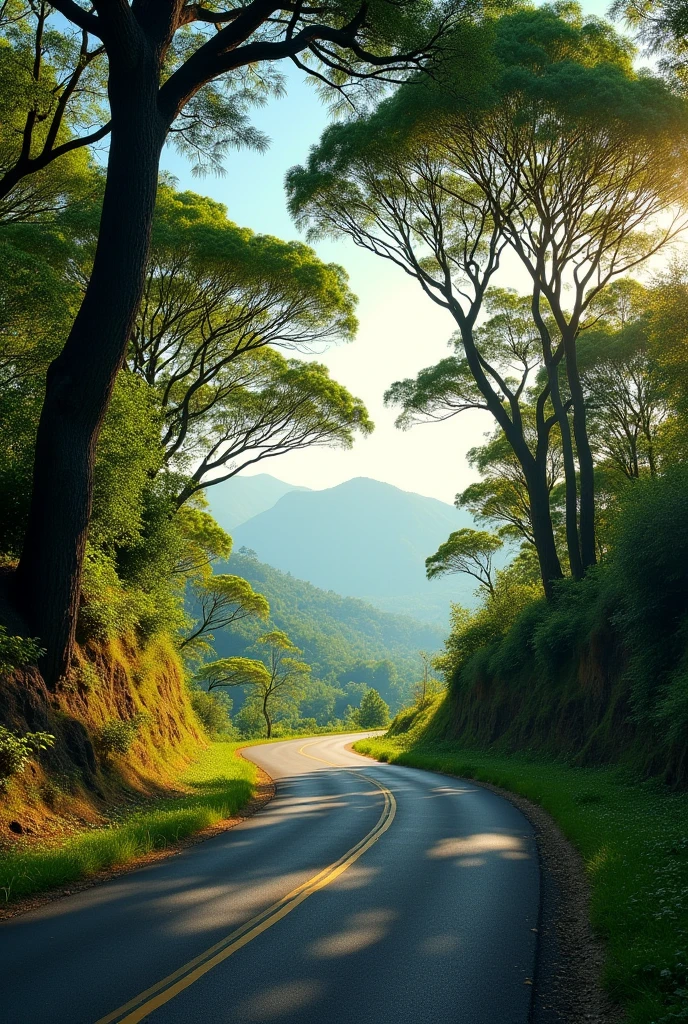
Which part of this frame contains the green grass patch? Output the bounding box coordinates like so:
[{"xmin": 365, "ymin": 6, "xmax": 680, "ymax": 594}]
[
  {"xmin": 0, "ymin": 741, "xmax": 257, "ymax": 905},
  {"xmin": 354, "ymin": 734, "xmax": 688, "ymax": 1024}
]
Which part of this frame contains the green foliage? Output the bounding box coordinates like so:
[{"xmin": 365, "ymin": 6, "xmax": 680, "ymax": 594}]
[
  {"xmin": 195, "ymin": 629, "xmax": 311, "ymax": 737},
  {"xmin": 607, "ymin": 467, "xmax": 688, "ymax": 746},
  {"xmin": 0, "ymin": 726, "xmax": 54, "ymax": 788},
  {"xmin": 212, "ymin": 549, "xmax": 444, "ymax": 710},
  {"xmin": 99, "ymin": 716, "xmax": 146, "ymax": 756},
  {"xmin": 188, "ymin": 687, "xmax": 234, "ymax": 737},
  {"xmin": 425, "ymin": 528, "xmax": 503, "ymax": 593},
  {"xmin": 90, "ymin": 373, "xmax": 165, "ymax": 552},
  {"xmin": 0, "ymin": 625, "xmax": 44, "ymax": 673},
  {"xmin": 182, "ymin": 573, "xmax": 269, "ymax": 660},
  {"xmin": 355, "ymin": 687, "xmax": 390, "ymax": 728},
  {"xmin": 431, "ymin": 465, "xmax": 688, "ymax": 782}
]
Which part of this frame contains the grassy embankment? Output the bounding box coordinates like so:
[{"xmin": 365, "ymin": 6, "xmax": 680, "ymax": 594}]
[
  {"xmin": 0, "ymin": 740, "xmax": 258, "ymax": 905},
  {"xmin": 354, "ymin": 699, "xmax": 688, "ymax": 1024},
  {"xmin": 0, "ymin": 727, "xmax": 365, "ymax": 907}
]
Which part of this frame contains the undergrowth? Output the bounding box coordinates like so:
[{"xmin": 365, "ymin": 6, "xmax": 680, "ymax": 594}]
[{"xmin": 355, "ymin": 706, "xmax": 688, "ymax": 1024}]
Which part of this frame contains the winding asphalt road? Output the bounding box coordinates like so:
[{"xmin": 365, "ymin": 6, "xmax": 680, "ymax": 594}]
[{"xmin": 1, "ymin": 734, "xmax": 540, "ymax": 1024}]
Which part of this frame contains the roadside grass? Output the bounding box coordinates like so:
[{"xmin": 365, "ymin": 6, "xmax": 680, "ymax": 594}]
[
  {"xmin": 0, "ymin": 741, "xmax": 257, "ymax": 905},
  {"xmin": 354, "ymin": 734, "xmax": 688, "ymax": 1024}
]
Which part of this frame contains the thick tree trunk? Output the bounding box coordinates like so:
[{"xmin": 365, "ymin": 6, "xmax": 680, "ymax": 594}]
[
  {"xmin": 14, "ymin": 66, "xmax": 166, "ymax": 687},
  {"xmin": 564, "ymin": 335, "xmax": 596, "ymax": 571}
]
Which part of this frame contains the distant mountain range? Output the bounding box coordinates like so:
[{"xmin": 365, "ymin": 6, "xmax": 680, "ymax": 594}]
[
  {"xmin": 207, "ymin": 473, "xmax": 310, "ymax": 533},
  {"xmin": 213, "ymin": 549, "xmax": 446, "ymax": 710},
  {"xmin": 208, "ymin": 475, "xmax": 479, "ymax": 626}
]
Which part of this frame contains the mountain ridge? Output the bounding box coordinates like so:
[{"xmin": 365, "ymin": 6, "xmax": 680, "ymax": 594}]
[{"xmin": 226, "ymin": 476, "xmax": 477, "ymax": 626}]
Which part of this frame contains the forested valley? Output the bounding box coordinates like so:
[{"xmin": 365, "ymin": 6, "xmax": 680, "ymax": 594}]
[{"xmin": 1, "ymin": 1, "xmax": 688, "ymax": 1022}]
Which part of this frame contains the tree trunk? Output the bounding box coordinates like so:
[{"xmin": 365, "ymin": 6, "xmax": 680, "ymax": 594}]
[
  {"xmin": 564, "ymin": 334, "xmax": 596, "ymax": 571},
  {"xmin": 548, "ymin": 366, "xmax": 583, "ymax": 580},
  {"xmin": 14, "ymin": 64, "xmax": 166, "ymax": 687},
  {"xmin": 457, "ymin": 315, "xmax": 563, "ymax": 600},
  {"xmin": 263, "ymin": 698, "xmax": 272, "ymax": 739},
  {"xmin": 526, "ymin": 464, "xmax": 564, "ymax": 600}
]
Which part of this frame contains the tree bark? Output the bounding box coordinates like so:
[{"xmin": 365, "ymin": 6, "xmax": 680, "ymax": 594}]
[
  {"xmin": 525, "ymin": 463, "xmax": 563, "ymax": 601},
  {"xmin": 263, "ymin": 697, "xmax": 272, "ymax": 739},
  {"xmin": 14, "ymin": 60, "xmax": 166, "ymax": 686},
  {"xmin": 455, "ymin": 311, "xmax": 563, "ymax": 599},
  {"xmin": 564, "ymin": 334, "xmax": 597, "ymax": 572}
]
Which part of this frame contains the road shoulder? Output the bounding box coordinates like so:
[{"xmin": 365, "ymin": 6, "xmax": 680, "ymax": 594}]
[{"xmin": 0, "ymin": 766, "xmax": 274, "ymax": 922}]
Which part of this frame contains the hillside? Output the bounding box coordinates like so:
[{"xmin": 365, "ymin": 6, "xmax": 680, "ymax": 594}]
[
  {"xmin": 207, "ymin": 474, "xmax": 309, "ymax": 532},
  {"xmin": 212, "ymin": 549, "xmax": 445, "ymax": 710},
  {"xmin": 229, "ymin": 477, "xmax": 478, "ymax": 626}
]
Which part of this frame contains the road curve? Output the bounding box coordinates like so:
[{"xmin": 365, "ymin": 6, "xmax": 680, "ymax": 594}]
[{"xmin": 0, "ymin": 733, "xmax": 539, "ymax": 1024}]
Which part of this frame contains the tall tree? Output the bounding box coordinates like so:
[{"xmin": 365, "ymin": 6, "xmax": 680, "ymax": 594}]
[
  {"xmin": 443, "ymin": 5, "xmax": 688, "ymax": 570},
  {"xmin": 578, "ymin": 281, "xmax": 667, "ymax": 481},
  {"xmin": 294, "ymin": 95, "xmax": 566, "ymax": 593},
  {"xmin": 170, "ymin": 349, "xmax": 374, "ymax": 506},
  {"xmin": 12, "ymin": 0, "xmax": 458, "ymax": 685},
  {"xmin": 385, "ymin": 288, "xmax": 574, "ymax": 577}
]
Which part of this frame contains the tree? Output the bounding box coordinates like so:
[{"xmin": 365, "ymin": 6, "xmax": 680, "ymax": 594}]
[
  {"xmin": 0, "ymin": 3, "xmax": 106, "ymax": 221},
  {"xmin": 181, "ymin": 574, "xmax": 269, "ymax": 654},
  {"xmin": 611, "ymin": 1, "xmax": 688, "ymax": 82},
  {"xmin": 168, "ymin": 349, "xmax": 374, "ymax": 507},
  {"xmin": 356, "ymin": 687, "xmax": 389, "ymax": 729},
  {"xmin": 289, "ymin": 110, "xmax": 566, "ymax": 596},
  {"xmin": 577, "ymin": 282, "xmax": 667, "ymax": 482},
  {"xmin": 446, "ymin": 6, "xmax": 688, "ymax": 572},
  {"xmin": 12, "ymin": 0, "xmax": 458, "ymax": 686},
  {"xmin": 413, "ymin": 650, "xmax": 442, "ymax": 708},
  {"xmin": 195, "ymin": 629, "xmax": 310, "ymax": 738},
  {"xmin": 425, "ymin": 528, "xmax": 502, "ymax": 596},
  {"xmin": 292, "ymin": 5, "xmax": 688, "ymax": 589},
  {"xmin": 51, "ymin": 184, "xmax": 372, "ymax": 504}
]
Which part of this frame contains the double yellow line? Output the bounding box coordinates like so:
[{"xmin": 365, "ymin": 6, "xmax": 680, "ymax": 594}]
[{"xmin": 96, "ymin": 747, "xmax": 395, "ymax": 1024}]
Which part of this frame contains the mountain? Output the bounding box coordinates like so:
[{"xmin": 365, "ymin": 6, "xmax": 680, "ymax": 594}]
[
  {"xmin": 207, "ymin": 474, "xmax": 310, "ymax": 533},
  {"xmin": 212, "ymin": 549, "xmax": 446, "ymax": 711},
  {"xmin": 230, "ymin": 477, "xmax": 478, "ymax": 627}
]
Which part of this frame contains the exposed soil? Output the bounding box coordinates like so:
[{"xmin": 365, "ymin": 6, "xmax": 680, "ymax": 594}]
[{"xmin": 0, "ymin": 766, "xmax": 275, "ymax": 921}]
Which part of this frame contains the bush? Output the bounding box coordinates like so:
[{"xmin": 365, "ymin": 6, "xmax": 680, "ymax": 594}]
[
  {"xmin": 189, "ymin": 687, "xmax": 234, "ymax": 737},
  {"xmin": 0, "ymin": 727, "xmax": 54, "ymax": 789},
  {"xmin": 0, "ymin": 625, "xmax": 44, "ymax": 674},
  {"xmin": 99, "ymin": 716, "xmax": 144, "ymax": 756}
]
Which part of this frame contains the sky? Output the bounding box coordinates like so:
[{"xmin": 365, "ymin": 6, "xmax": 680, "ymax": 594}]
[{"xmin": 160, "ymin": 0, "xmax": 638, "ymax": 505}]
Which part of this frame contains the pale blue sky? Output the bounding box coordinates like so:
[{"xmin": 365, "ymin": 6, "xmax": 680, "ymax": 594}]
[{"xmin": 160, "ymin": 0, "xmax": 634, "ymax": 504}]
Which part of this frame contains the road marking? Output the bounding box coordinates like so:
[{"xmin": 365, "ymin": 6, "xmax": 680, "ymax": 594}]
[
  {"xmin": 94, "ymin": 772, "xmax": 396, "ymax": 1024},
  {"xmin": 297, "ymin": 740, "xmax": 346, "ymax": 767}
]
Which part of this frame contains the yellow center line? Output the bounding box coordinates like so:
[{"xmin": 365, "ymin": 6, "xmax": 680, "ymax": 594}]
[
  {"xmin": 297, "ymin": 739, "xmax": 346, "ymax": 767},
  {"xmin": 94, "ymin": 761, "xmax": 396, "ymax": 1024}
]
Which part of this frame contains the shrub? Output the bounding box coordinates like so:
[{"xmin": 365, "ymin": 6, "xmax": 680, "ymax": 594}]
[
  {"xmin": 99, "ymin": 717, "xmax": 144, "ymax": 756},
  {"xmin": 0, "ymin": 625, "xmax": 44, "ymax": 674},
  {"xmin": 189, "ymin": 687, "xmax": 234, "ymax": 737},
  {"xmin": 0, "ymin": 727, "xmax": 54, "ymax": 789}
]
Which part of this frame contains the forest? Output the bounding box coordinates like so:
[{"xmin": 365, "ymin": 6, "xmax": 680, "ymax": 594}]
[{"xmin": 0, "ymin": 1, "xmax": 688, "ymax": 1021}]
